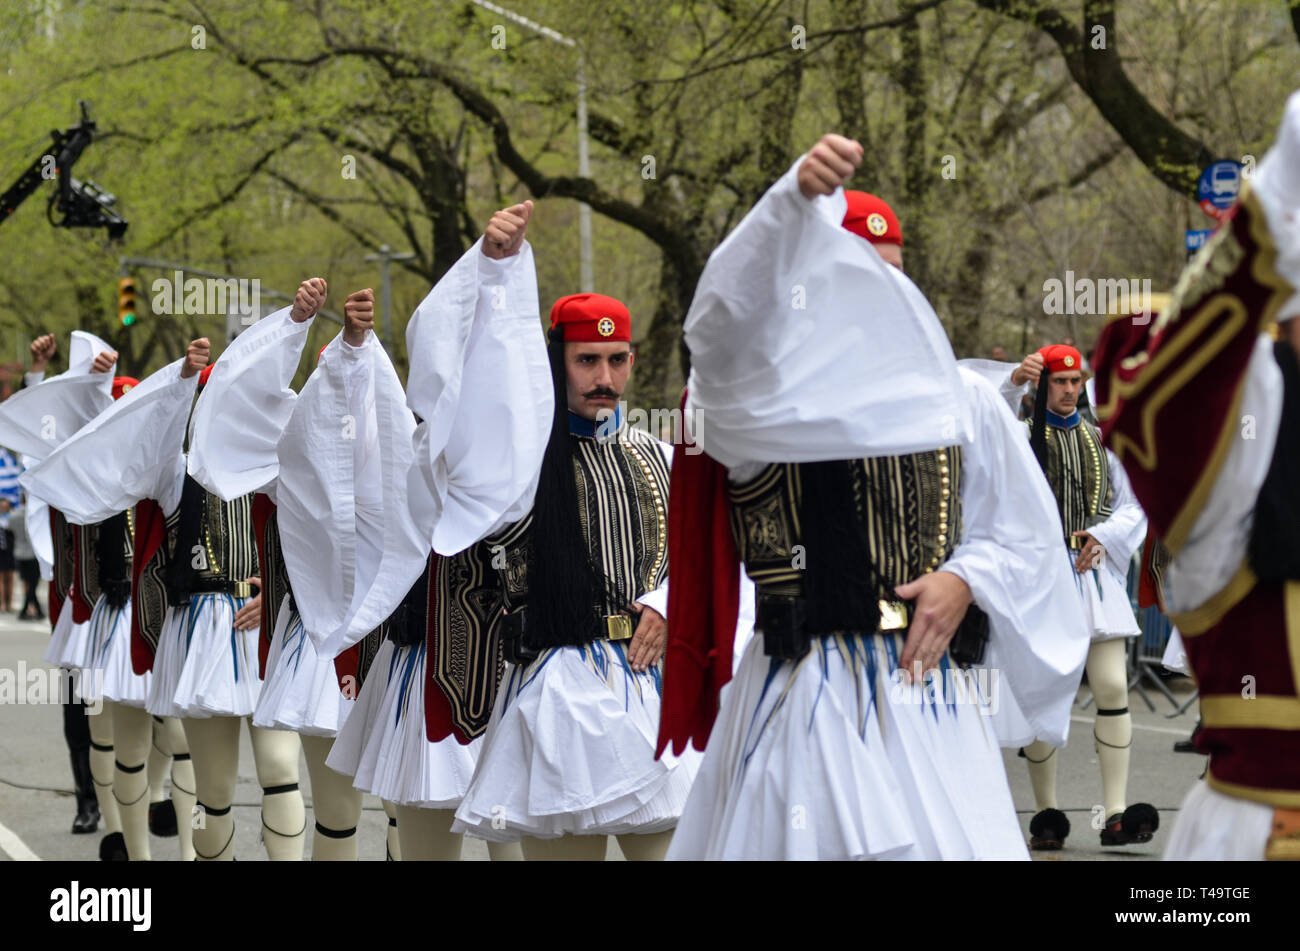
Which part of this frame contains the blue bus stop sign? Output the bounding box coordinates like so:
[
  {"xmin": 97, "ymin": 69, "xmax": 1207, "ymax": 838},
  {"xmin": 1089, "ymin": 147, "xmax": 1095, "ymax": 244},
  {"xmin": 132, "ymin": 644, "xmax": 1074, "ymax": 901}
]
[{"xmin": 1198, "ymin": 160, "xmax": 1241, "ymax": 220}]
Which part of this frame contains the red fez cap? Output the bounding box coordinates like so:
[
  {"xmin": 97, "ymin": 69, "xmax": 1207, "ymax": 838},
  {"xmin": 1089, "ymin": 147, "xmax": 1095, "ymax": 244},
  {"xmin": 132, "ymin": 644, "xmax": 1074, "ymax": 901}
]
[
  {"xmin": 842, "ymin": 191, "xmax": 903, "ymax": 246},
  {"xmin": 198, "ymin": 364, "xmax": 214, "ymax": 386},
  {"xmin": 1038, "ymin": 344, "xmax": 1085, "ymax": 375},
  {"xmin": 111, "ymin": 376, "xmax": 138, "ymax": 400},
  {"xmin": 549, "ymin": 293, "xmax": 631, "ymax": 343}
]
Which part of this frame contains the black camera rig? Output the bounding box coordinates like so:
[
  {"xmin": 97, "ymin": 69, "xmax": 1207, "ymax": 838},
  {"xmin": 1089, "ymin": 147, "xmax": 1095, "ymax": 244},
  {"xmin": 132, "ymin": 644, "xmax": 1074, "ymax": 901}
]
[{"xmin": 1, "ymin": 101, "xmax": 128, "ymax": 240}]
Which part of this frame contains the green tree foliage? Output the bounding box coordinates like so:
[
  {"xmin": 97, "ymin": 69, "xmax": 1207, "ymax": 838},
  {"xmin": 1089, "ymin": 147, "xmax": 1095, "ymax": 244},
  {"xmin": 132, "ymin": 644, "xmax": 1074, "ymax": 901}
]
[{"xmin": 0, "ymin": 0, "xmax": 1295, "ymax": 402}]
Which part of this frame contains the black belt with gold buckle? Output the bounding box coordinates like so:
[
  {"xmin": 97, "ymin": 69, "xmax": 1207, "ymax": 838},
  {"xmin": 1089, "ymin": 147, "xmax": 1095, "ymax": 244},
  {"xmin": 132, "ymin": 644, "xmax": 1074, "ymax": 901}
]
[
  {"xmin": 604, "ymin": 610, "xmax": 638, "ymax": 642},
  {"xmin": 185, "ymin": 578, "xmax": 255, "ymax": 599},
  {"xmin": 500, "ymin": 608, "xmax": 641, "ymax": 665}
]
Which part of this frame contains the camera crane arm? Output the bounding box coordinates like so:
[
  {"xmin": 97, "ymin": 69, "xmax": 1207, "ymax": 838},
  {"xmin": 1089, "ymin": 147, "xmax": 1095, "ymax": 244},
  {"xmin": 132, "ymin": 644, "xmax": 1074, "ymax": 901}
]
[{"xmin": 0, "ymin": 102, "xmax": 127, "ymax": 239}]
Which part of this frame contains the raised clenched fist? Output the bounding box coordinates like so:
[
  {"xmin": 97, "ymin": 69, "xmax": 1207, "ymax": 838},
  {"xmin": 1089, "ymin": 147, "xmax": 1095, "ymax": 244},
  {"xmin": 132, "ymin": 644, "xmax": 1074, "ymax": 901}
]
[
  {"xmin": 291, "ymin": 277, "xmax": 327, "ymax": 323},
  {"xmin": 343, "ymin": 288, "xmax": 374, "ymax": 347},
  {"xmin": 90, "ymin": 350, "xmax": 119, "ymax": 375},
  {"xmin": 482, "ymin": 201, "xmax": 534, "ymax": 260},
  {"xmin": 1010, "ymin": 352, "xmax": 1046, "ymax": 387},
  {"xmin": 797, "ymin": 134, "xmax": 864, "ymax": 199},
  {"xmin": 29, "ymin": 334, "xmax": 56, "ymax": 373},
  {"xmin": 180, "ymin": 338, "xmax": 211, "ymax": 379}
]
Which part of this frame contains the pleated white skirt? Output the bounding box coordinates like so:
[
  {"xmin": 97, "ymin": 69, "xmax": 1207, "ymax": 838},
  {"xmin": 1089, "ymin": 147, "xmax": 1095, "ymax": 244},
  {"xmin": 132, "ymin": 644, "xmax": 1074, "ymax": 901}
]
[
  {"xmin": 1068, "ymin": 550, "xmax": 1141, "ymax": 642},
  {"xmin": 667, "ymin": 632, "xmax": 1028, "ymax": 861},
  {"xmin": 85, "ymin": 595, "xmax": 150, "ymax": 708},
  {"xmin": 326, "ymin": 639, "xmax": 480, "ymax": 808},
  {"xmin": 44, "ymin": 601, "xmax": 93, "ymax": 671},
  {"xmin": 1164, "ymin": 780, "xmax": 1273, "ymax": 860},
  {"xmin": 452, "ymin": 639, "xmax": 699, "ymax": 842},
  {"xmin": 146, "ymin": 593, "xmax": 262, "ymax": 719},
  {"xmin": 325, "ymin": 639, "xmax": 392, "ymax": 781},
  {"xmin": 253, "ymin": 597, "xmax": 352, "ymax": 737}
]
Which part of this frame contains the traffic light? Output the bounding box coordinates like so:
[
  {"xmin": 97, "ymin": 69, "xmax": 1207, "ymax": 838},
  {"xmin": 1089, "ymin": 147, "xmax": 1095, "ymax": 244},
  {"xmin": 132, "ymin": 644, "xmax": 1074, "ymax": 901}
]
[{"xmin": 117, "ymin": 276, "xmax": 137, "ymax": 327}]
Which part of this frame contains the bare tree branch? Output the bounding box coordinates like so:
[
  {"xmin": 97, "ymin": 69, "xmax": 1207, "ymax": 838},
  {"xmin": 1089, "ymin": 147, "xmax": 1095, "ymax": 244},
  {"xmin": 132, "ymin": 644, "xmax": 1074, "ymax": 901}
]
[{"xmin": 974, "ymin": 0, "xmax": 1213, "ymax": 195}]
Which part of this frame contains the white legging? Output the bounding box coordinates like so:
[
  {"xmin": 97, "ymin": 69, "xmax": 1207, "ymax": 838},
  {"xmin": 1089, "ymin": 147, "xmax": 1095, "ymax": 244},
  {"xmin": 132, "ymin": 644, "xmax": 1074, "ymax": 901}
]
[
  {"xmin": 154, "ymin": 716, "xmax": 195, "ymax": 860},
  {"xmin": 183, "ymin": 716, "xmax": 304, "ymax": 861},
  {"xmin": 383, "ymin": 800, "xmax": 400, "ymax": 861},
  {"xmin": 86, "ymin": 705, "xmax": 121, "ymax": 836},
  {"xmin": 1024, "ymin": 638, "xmax": 1132, "ymax": 819},
  {"xmin": 520, "ymin": 830, "xmax": 675, "ymax": 861},
  {"xmin": 394, "ymin": 806, "xmax": 523, "ymax": 861},
  {"xmin": 299, "ymin": 734, "xmax": 362, "ymax": 861},
  {"xmin": 111, "ymin": 702, "xmax": 154, "ymax": 860}
]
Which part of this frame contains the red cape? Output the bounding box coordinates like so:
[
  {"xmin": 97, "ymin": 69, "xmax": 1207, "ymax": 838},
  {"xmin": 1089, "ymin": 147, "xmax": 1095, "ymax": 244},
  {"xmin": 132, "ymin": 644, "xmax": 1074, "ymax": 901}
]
[{"xmin": 655, "ymin": 396, "xmax": 741, "ymax": 758}]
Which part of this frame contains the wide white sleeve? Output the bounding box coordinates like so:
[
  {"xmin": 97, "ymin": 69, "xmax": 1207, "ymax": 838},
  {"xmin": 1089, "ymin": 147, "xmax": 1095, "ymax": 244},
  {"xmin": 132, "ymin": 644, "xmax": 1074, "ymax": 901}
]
[
  {"xmin": 1001, "ymin": 377, "xmax": 1030, "ymax": 416},
  {"xmin": 939, "ymin": 368, "xmax": 1091, "ymax": 748},
  {"xmin": 956, "ymin": 359, "xmax": 1028, "ymax": 416},
  {"xmin": 188, "ymin": 306, "xmax": 310, "ymax": 501},
  {"xmin": 1163, "ymin": 335, "xmax": 1284, "ymax": 612},
  {"xmin": 0, "ymin": 374, "xmax": 113, "ymax": 461},
  {"xmin": 22, "ymin": 480, "xmax": 52, "ymax": 580},
  {"xmin": 1087, "ymin": 449, "xmax": 1147, "ymax": 581},
  {"xmin": 19, "ymin": 358, "xmax": 195, "ymax": 523},
  {"xmin": 682, "ymin": 157, "xmax": 972, "ymax": 468},
  {"xmin": 276, "ymin": 333, "xmax": 427, "ymax": 656},
  {"xmin": 406, "ymin": 239, "xmax": 553, "ymax": 556},
  {"xmin": 64, "ymin": 331, "xmax": 116, "ymax": 375}
]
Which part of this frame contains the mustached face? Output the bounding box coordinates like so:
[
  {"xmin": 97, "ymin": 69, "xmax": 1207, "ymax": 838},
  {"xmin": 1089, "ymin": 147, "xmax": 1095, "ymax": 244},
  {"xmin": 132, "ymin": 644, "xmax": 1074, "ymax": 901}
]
[
  {"xmin": 1047, "ymin": 371, "xmax": 1083, "ymax": 416},
  {"xmin": 564, "ymin": 341, "xmax": 634, "ymax": 421}
]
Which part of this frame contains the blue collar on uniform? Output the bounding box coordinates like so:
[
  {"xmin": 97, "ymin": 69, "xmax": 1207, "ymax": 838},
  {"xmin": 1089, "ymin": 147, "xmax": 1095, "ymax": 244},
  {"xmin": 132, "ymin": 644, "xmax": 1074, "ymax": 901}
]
[
  {"xmin": 568, "ymin": 406, "xmax": 622, "ymax": 437},
  {"xmin": 1046, "ymin": 408, "xmax": 1080, "ymax": 430}
]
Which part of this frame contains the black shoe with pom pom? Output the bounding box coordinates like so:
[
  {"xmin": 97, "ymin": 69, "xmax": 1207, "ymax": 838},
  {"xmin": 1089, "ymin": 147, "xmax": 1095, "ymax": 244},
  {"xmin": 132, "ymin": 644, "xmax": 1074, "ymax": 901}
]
[{"xmin": 1029, "ymin": 808, "xmax": 1070, "ymax": 850}]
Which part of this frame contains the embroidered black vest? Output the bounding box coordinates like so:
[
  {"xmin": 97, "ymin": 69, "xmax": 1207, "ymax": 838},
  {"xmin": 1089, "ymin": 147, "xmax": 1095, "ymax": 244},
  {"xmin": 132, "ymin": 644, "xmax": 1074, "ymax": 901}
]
[
  {"xmin": 490, "ymin": 425, "xmax": 671, "ymax": 635},
  {"xmin": 51, "ymin": 508, "xmax": 75, "ymax": 599},
  {"xmin": 162, "ymin": 475, "xmax": 258, "ymax": 601},
  {"xmin": 258, "ymin": 507, "xmax": 294, "ymax": 627},
  {"xmin": 80, "ymin": 511, "xmax": 133, "ymax": 611},
  {"xmin": 1033, "ymin": 417, "xmax": 1113, "ymax": 543},
  {"xmin": 382, "ymin": 545, "xmax": 504, "ymax": 738},
  {"xmin": 728, "ymin": 448, "xmax": 963, "ymax": 612}
]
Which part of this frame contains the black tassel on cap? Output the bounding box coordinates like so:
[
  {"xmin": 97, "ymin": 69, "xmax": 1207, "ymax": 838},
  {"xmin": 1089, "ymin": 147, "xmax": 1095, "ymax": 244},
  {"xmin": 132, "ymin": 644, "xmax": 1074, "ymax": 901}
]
[
  {"xmin": 522, "ymin": 326, "xmax": 620, "ymax": 649},
  {"xmin": 1029, "ymin": 371, "xmax": 1050, "ymax": 475},
  {"xmin": 799, "ymin": 460, "xmax": 882, "ymax": 635},
  {"xmin": 163, "ymin": 475, "xmax": 207, "ymax": 601},
  {"xmin": 96, "ymin": 512, "xmax": 131, "ymax": 610}
]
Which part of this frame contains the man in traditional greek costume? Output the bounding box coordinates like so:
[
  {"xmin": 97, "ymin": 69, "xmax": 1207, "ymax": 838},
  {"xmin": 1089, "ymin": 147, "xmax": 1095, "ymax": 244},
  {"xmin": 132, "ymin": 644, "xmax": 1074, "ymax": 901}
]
[
  {"xmin": 2, "ymin": 332, "xmax": 191, "ymax": 860},
  {"xmin": 1004, "ymin": 342, "xmax": 1155, "ymax": 850},
  {"xmin": 25, "ymin": 335, "xmax": 308, "ymax": 861},
  {"xmin": 658, "ymin": 133, "xmax": 1090, "ymax": 860},
  {"xmin": 274, "ymin": 203, "xmax": 551, "ymax": 859}
]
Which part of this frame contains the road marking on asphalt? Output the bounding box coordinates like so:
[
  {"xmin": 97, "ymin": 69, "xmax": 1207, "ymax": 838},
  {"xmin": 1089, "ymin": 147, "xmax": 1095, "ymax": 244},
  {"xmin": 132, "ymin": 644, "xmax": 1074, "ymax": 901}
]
[
  {"xmin": 0, "ymin": 816, "xmax": 40, "ymax": 861},
  {"xmin": 1071, "ymin": 714, "xmax": 1193, "ymax": 738}
]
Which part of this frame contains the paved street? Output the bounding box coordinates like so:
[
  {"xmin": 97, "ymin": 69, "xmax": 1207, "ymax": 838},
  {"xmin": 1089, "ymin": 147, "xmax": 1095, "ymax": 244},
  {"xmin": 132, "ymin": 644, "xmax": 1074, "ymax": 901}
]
[{"xmin": 1, "ymin": 602, "xmax": 1203, "ymax": 861}]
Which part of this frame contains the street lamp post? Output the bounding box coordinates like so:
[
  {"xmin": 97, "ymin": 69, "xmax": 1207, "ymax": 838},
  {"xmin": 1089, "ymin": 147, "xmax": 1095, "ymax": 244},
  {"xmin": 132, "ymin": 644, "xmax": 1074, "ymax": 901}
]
[
  {"xmin": 363, "ymin": 244, "xmax": 417, "ymax": 351},
  {"xmin": 470, "ymin": 0, "xmax": 593, "ymax": 292}
]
